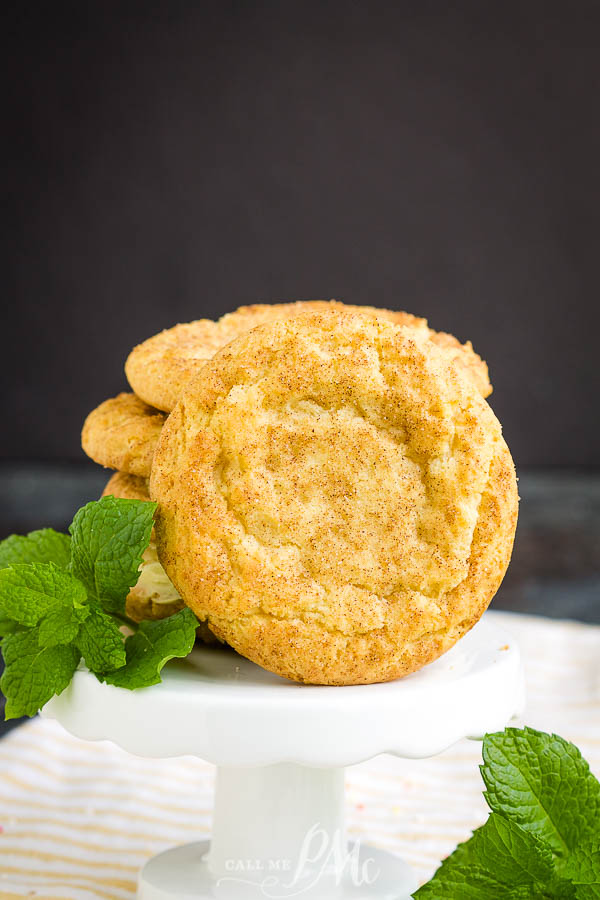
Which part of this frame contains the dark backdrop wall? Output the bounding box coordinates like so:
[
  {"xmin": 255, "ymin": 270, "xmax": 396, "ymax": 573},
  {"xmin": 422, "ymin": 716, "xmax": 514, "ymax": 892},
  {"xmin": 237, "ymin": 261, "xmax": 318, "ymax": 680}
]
[{"xmin": 4, "ymin": 1, "xmax": 599, "ymax": 468}]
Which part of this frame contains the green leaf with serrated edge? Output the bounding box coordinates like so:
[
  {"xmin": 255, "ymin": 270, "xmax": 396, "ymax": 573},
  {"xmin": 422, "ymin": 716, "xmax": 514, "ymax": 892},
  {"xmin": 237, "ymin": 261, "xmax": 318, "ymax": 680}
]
[
  {"xmin": 481, "ymin": 727, "xmax": 600, "ymax": 861},
  {"xmin": 0, "ymin": 563, "xmax": 87, "ymax": 627},
  {"xmin": 76, "ymin": 603, "xmax": 126, "ymax": 674},
  {"xmin": 565, "ymin": 843, "xmax": 600, "ymax": 899},
  {"xmin": 69, "ymin": 497, "xmax": 156, "ymax": 614},
  {"xmin": 413, "ymin": 862, "xmax": 516, "ymax": 899},
  {"xmin": 104, "ymin": 607, "xmax": 197, "ymax": 689},
  {"xmin": 37, "ymin": 603, "xmax": 89, "ymax": 649},
  {"xmin": 472, "ymin": 814, "xmax": 555, "ymax": 885},
  {"xmin": 1, "ymin": 630, "xmax": 80, "ymax": 718},
  {"xmin": 413, "ymin": 814, "xmax": 557, "ymax": 899},
  {"xmin": 0, "ymin": 529, "xmax": 71, "ymax": 570},
  {"xmin": 415, "ymin": 875, "xmax": 574, "ymax": 900}
]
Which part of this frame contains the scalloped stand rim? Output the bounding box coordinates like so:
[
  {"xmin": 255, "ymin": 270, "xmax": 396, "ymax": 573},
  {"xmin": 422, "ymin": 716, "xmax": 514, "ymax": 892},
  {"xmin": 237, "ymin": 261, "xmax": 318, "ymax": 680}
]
[{"xmin": 42, "ymin": 612, "xmax": 524, "ymax": 899}]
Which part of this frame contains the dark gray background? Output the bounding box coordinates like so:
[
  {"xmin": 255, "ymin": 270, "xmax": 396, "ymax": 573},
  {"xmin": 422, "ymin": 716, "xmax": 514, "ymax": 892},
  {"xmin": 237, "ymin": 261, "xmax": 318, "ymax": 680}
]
[{"xmin": 4, "ymin": 1, "xmax": 598, "ymax": 467}]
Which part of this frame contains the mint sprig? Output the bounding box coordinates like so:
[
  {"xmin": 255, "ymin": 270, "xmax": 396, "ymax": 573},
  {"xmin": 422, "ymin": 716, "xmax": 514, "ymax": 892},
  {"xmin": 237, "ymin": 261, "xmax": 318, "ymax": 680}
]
[
  {"xmin": 0, "ymin": 497, "xmax": 199, "ymax": 718},
  {"xmin": 69, "ymin": 496, "xmax": 155, "ymax": 614},
  {"xmin": 414, "ymin": 727, "xmax": 600, "ymax": 898},
  {"xmin": 105, "ymin": 607, "xmax": 198, "ymax": 689},
  {"xmin": 482, "ymin": 728, "xmax": 600, "ymax": 862}
]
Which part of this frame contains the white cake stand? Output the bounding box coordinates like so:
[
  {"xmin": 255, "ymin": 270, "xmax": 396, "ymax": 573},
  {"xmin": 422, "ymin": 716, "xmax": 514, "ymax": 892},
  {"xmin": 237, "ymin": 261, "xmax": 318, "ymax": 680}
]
[{"xmin": 42, "ymin": 613, "xmax": 524, "ymax": 900}]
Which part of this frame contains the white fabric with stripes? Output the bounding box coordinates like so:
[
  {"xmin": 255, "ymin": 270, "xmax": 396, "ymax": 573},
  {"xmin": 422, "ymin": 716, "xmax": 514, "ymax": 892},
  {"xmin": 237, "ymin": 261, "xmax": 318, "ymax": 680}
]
[{"xmin": 0, "ymin": 610, "xmax": 598, "ymax": 900}]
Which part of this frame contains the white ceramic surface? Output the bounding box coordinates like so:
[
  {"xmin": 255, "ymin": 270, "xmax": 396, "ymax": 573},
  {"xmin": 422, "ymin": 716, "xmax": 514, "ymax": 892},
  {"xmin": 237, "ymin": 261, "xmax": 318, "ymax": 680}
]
[
  {"xmin": 42, "ymin": 614, "xmax": 523, "ymax": 765},
  {"xmin": 138, "ymin": 765, "xmax": 418, "ymax": 898},
  {"xmin": 138, "ymin": 839, "xmax": 418, "ymax": 900},
  {"xmin": 41, "ymin": 612, "xmax": 524, "ymax": 899}
]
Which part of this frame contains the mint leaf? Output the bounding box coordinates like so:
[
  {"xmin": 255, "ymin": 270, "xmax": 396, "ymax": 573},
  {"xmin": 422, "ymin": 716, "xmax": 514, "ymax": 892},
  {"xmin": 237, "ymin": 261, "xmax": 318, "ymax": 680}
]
[
  {"xmin": 414, "ymin": 872, "xmax": 572, "ymax": 898},
  {"xmin": 481, "ymin": 727, "xmax": 600, "ymax": 860},
  {"xmin": 0, "ymin": 529, "xmax": 71, "ymax": 570},
  {"xmin": 0, "ymin": 618, "xmax": 24, "ymax": 636},
  {"xmin": 414, "ymin": 814, "xmax": 557, "ymax": 899},
  {"xmin": 76, "ymin": 603, "xmax": 126, "ymax": 674},
  {"xmin": 470, "ymin": 814, "xmax": 555, "ymax": 885},
  {"xmin": 565, "ymin": 843, "xmax": 600, "ymax": 899},
  {"xmin": 414, "ymin": 863, "xmax": 514, "ymax": 898},
  {"xmin": 0, "ymin": 564, "xmax": 87, "ymax": 627},
  {"xmin": 104, "ymin": 607, "xmax": 197, "ymax": 689},
  {"xmin": 416, "ymin": 729, "xmax": 600, "ymax": 899},
  {"xmin": 69, "ymin": 497, "xmax": 156, "ymax": 614},
  {"xmin": 1, "ymin": 629, "xmax": 80, "ymax": 718},
  {"xmin": 37, "ymin": 603, "xmax": 89, "ymax": 649}
]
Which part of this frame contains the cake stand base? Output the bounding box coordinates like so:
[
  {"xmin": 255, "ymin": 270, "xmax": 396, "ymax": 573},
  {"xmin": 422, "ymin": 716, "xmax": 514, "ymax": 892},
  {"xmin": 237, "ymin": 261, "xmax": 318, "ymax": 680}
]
[
  {"xmin": 42, "ymin": 613, "xmax": 524, "ymax": 900},
  {"xmin": 138, "ymin": 762, "xmax": 417, "ymax": 899},
  {"xmin": 139, "ymin": 839, "xmax": 417, "ymax": 900}
]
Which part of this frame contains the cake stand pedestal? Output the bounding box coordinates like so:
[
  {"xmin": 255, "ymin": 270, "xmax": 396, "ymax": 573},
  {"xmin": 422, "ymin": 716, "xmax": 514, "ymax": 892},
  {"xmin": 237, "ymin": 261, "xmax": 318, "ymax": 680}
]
[{"xmin": 42, "ymin": 614, "xmax": 524, "ymax": 900}]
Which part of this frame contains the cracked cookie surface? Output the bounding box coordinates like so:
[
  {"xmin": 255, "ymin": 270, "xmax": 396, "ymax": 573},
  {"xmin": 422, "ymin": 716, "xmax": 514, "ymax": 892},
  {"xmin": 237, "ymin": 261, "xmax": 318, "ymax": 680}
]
[
  {"xmin": 126, "ymin": 300, "xmax": 490, "ymax": 412},
  {"xmin": 151, "ymin": 311, "xmax": 515, "ymax": 684}
]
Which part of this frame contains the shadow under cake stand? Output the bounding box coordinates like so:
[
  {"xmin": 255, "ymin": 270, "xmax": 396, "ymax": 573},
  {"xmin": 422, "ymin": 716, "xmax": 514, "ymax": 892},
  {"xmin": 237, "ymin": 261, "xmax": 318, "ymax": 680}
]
[{"xmin": 42, "ymin": 613, "xmax": 524, "ymax": 900}]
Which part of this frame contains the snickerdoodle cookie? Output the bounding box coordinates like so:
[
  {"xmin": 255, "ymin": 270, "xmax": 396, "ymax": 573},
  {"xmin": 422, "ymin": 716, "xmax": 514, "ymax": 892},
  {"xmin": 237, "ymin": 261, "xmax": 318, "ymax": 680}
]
[
  {"xmin": 126, "ymin": 301, "xmax": 491, "ymax": 412},
  {"xmin": 150, "ymin": 311, "xmax": 517, "ymax": 685},
  {"xmin": 101, "ymin": 471, "xmax": 150, "ymax": 503},
  {"xmin": 82, "ymin": 393, "xmax": 166, "ymax": 477}
]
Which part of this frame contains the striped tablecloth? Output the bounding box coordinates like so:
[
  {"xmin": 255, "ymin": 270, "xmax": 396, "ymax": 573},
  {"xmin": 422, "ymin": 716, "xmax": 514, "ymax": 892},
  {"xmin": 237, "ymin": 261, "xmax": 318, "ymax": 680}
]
[{"xmin": 0, "ymin": 610, "xmax": 598, "ymax": 900}]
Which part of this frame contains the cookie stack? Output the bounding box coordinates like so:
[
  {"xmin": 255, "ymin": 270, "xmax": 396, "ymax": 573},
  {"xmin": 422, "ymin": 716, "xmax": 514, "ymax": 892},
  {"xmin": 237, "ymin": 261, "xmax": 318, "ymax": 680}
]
[{"xmin": 81, "ymin": 301, "xmax": 517, "ymax": 684}]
